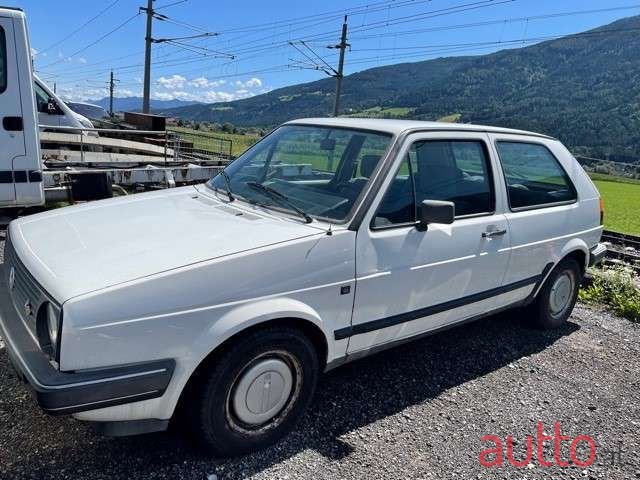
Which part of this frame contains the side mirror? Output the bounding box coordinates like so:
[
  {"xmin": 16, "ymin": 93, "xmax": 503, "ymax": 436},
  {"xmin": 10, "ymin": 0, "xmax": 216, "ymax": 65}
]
[
  {"xmin": 47, "ymin": 101, "xmax": 59, "ymax": 115},
  {"xmin": 417, "ymin": 200, "xmax": 455, "ymax": 230}
]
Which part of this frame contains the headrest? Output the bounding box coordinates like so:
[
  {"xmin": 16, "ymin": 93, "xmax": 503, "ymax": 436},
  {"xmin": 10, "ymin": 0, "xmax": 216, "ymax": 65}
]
[{"xmin": 360, "ymin": 155, "xmax": 380, "ymax": 178}]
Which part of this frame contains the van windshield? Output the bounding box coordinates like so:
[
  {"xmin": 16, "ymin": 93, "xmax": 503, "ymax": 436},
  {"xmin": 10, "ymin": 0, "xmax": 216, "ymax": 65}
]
[{"xmin": 207, "ymin": 125, "xmax": 392, "ymax": 223}]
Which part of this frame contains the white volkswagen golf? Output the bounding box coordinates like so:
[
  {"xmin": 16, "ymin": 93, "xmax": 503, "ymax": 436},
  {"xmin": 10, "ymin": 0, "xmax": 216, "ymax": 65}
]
[{"xmin": 1, "ymin": 118, "xmax": 606, "ymax": 455}]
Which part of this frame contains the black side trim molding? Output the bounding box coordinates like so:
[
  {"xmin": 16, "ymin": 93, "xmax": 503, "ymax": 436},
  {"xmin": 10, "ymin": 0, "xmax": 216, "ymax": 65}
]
[
  {"xmin": 0, "ymin": 170, "xmax": 43, "ymax": 184},
  {"xmin": 522, "ymin": 262, "xmax": 554, "ymax": 306},
  {"xmin": 335, "ymin": 274, "xmax": 542, "ymax": 340}
]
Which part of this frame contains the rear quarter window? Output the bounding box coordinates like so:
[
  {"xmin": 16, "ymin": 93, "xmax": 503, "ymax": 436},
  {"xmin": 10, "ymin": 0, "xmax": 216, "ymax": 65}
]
[
  {"xmin": 0, "ymin": 26, "xmax": 6, "ymax": 93},
  {"xmin": 496, "ymin": 141, "xmax": 577, "ymax": 210}
]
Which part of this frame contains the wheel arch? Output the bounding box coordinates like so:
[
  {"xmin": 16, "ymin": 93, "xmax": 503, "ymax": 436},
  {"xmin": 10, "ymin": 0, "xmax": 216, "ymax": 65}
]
[
  {"xmin": 173, "ymin": 312, "xmax": 329, "ymax": 420},
  {"xmin": 531, "ymin": 241, "xmax": 589, "ymax": 301},
  {"xmin": 558, "ymin": 238, "xmax": 589, "ymax": 275}
]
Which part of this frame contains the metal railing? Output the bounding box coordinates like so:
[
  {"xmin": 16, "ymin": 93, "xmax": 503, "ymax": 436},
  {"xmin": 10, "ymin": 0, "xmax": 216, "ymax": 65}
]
[
  {"xmin": 167, "ymin": 128, "xmax": 233, "ymax": 161},
  {"xmin": 38, "ymin": 125, "xmax": 232, "ymax": 167}
]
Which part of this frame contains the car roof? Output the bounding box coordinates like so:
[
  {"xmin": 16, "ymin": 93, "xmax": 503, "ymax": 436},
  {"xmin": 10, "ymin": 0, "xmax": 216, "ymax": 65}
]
[{"xmin": 285, "ymin": 117, "xmax": 556, "ymax": 140}]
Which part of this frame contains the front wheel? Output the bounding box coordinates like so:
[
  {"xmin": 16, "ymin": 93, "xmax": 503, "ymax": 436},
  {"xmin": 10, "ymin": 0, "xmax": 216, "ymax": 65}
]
[
  {"xmin": 189, "ymin": 327, "xmax": 319, "ymax": 456},
  {"xmin": 527, "ymin": 258, "xmax": 582, "ymax": 329}
]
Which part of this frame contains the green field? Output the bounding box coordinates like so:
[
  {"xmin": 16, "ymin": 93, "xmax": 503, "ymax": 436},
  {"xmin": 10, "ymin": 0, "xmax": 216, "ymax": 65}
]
[
  {"xmin": 170, "ymin": 127, "xmax": 260, "ymax": 157},
  {"xmin": 593, "ymin": 178, "xmax": 640, "ymax": 235},
  {"xmin": 345, "ymin": 106, "xmax": 415, "ymax": 118}
]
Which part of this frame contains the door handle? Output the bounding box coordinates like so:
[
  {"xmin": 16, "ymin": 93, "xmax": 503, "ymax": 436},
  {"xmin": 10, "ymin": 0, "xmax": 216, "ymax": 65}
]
[
  {"xmin": 482, "ymin": 228, "xmax": 507, "ymax": 238},
  {"xmin": 3, "ymin": 116, "xmax": 23, "ymax": 132}
]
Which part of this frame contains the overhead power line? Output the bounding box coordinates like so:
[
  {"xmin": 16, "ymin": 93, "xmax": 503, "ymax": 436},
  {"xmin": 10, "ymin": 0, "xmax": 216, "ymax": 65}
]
[
  {"xmin": 41, "ymin": 1, "xmax": 640, "ymax": 92},
  {"xmin": 37, "ymin": 0, "xmax": 121, "ymax": 55},
  {"xmin": 39, "ymin": 12, "xmax": 141, "ymax": 69}
]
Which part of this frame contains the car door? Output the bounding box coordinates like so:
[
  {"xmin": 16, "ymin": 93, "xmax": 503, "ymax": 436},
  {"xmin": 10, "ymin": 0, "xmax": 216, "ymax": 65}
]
[
  {"xmin": 345, "ymin": 131, "xmax": 518, "ymax": 353},
  {"xmin": 0, "ymin": 15, "xmax": 21, "ymax": 206}
]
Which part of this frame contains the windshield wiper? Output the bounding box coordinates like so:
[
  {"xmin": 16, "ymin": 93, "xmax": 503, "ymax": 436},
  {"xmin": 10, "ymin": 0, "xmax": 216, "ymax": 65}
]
[
  {"xmin": 217, "ymin": 170, "xmax": 235, "ymax": 201},
  {"xmin": 245, "ymin": 181, "xmax": 312, "ymax": 224}
]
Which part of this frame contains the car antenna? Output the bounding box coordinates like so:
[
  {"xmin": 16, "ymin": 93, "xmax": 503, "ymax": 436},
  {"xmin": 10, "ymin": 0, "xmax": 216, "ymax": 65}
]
[{"xmin": 326, "ymin": 224, "xmax": 333, "ymax": 236}]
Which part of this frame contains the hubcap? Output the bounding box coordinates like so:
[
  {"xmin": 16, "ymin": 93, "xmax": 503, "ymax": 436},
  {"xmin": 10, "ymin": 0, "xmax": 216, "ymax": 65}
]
[
  {"xmin": 549, "ymin": 271, "xmax": 575, "ymax": 316},
  {"xmin": 231, "ymin": 355, "xmax": 295, "ymax": 427}
]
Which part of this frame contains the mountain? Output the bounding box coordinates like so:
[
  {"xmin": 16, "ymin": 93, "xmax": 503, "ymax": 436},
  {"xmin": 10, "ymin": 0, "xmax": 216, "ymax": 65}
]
[
  {"xmin": 88, "ymin": 96, "xmax": 201, "ymax": 112},
  {"xmin": 160, "ymin": 15, "xmax": 640, "ymax": 162}
]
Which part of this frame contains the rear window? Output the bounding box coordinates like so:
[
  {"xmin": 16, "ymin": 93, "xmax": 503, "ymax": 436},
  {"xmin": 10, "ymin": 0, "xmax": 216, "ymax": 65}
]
[
  {"xmin": 496, "ymin": 141, "xmax": 577, "ymax": 210},
  {"xmin": 0, "ymin": 26, "xmax": 6, "ymax": 93}
]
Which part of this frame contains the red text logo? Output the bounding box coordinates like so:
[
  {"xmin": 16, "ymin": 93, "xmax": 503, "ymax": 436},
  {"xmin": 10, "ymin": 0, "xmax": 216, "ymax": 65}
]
[{"xmin": 479, "ymin": 422, "xmax": 596, "ymax": 468}]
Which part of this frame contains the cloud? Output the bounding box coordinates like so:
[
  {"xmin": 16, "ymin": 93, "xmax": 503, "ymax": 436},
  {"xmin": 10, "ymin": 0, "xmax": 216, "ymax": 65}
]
[
  {"xmin": 202, "ymin": 91, "xmax": 236, "ymax": 102},
  {"xmin": 244, "ymin": 77, "xmax": 262, "ymax": 88},
  {"xmin": 234, "ymin": 77, "xmax": 263, "ymax": 89},
  {"xmin": 151, "ymin": 92, "xmax": 175, "ymax": 101},
  {"xmin": 58, "ymin": 85, "xmax": 140, "ymax": 102},
  {"xmin": 114, "ymin": 88, "xmax": 135, "ymax": 98},
  {"xmin": 188, "ymin": 76, "xmax": 226, "ymax": 89},
  {"xmin": 157, "ymin": 74, "xmax": 187, "ymax": 89}
]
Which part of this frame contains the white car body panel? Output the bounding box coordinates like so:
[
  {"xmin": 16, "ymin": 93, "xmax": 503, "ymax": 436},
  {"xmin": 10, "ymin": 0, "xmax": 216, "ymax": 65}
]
[
  {"xmin": 8, "ymin": 185, "xmax": 328, "ymax": 302},
  {"xmin": 1, "ymin": 117, "xmax": 604, "ymax": 426}
]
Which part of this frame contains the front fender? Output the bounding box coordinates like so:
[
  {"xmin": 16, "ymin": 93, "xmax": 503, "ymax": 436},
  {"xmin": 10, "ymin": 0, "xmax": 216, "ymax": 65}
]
[{"xmin": 193, "ymin": 296, "xmax": 327, "ymax": 358}]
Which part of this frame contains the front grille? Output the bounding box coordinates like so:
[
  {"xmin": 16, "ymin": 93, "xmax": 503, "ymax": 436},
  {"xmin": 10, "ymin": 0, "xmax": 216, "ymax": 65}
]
[{"xmin": 4, "ymin": 234, "xmax": 55, "ymax": 341}]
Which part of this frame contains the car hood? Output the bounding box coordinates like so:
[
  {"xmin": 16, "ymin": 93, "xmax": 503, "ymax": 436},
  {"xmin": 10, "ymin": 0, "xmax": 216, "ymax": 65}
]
[{"xmin": 9, "ymin": 186, "xmax": 324, "ymax": 302}]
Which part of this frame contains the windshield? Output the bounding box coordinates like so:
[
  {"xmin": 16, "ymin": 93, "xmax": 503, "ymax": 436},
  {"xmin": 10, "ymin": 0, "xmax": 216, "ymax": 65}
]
[{"xmin": 207, "ymin": 125, "xmax": 392, "ymax": 223}]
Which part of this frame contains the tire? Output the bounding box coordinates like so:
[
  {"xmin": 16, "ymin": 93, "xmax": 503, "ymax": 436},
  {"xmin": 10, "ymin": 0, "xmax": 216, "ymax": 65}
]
[
  {"xmin": 188, "ymin": 327, "xmax": 319, "ymax": 456},
  {"xmin": 527, "ymin": 258, "xmax": 582, "ymax": 329}
]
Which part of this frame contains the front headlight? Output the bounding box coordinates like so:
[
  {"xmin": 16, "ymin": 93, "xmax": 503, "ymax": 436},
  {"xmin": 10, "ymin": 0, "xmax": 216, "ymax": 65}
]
[
  {"xmin": 46, "ymin": 303, "xmax": 59, "ymax": 346},
  {"xmin": 37, "ymin": 302, "xmax": 61, "ymax": 361}
]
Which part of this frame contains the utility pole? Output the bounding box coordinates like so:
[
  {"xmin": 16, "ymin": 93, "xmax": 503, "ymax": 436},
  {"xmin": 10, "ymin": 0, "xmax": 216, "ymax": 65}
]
[
  {"xmin": 53, "ymin": 82, "xmax": 57, "ymax": 94},
  {"xmin": 141, "ymin": 0, "xmax": 154, "ymax": 113},
  {"xmin": 332, "ymin": 16, "xmax": 348, "ymax": 117},
  {"xmin": 109, "ymin": 70, "xmax": 115, "ymax": 117}
]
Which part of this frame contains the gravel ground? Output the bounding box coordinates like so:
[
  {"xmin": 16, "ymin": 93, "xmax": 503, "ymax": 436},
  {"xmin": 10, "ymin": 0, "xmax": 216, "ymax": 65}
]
[{"xmin": 0, "ymin": 232, "xmax": 639, "ymax": 480}]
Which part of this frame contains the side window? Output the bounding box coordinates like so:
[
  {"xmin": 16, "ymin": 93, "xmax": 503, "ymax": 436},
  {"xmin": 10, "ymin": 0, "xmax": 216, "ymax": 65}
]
[
  {"xmin": 374, "ymin": 155, "xmax": 415, "ymax": 227},
  {"xmin": 0, "ymin": 26, "xmax": 6, "ymax": 93},
  {"xmin": 34, "ymin": 82, "xmax": 53, "ymax": 114},
  {"xmin": 496, "ymin": 142, "xmax": 577, "ymax": 209},
  {"xmin": 374, "ymin": 140, "xmax": 494, "ymax": 227}
]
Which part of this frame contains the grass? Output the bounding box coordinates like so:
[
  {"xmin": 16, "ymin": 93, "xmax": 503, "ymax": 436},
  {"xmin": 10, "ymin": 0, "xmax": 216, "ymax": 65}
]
[
  {"xmin": 588, "ymin": 172, "xmax": 640, "ymax": 185},
  {"xmin": 170, "ymin": 127, "xmax": 260, "ymax": 157},
  {"xmin": 580, "ymin": 266, "xmax": 640, "ymax": 322},
  {"xmin": 593, "ymin": 179, "xmax": 640, "ymax": 235},
  {"xmin": 437, "ymin": 113, "xmax": 462, "ymax": 123},
  {"xmin": 345, "ymin": 106, "xmax": 414, "ymax": 118}
]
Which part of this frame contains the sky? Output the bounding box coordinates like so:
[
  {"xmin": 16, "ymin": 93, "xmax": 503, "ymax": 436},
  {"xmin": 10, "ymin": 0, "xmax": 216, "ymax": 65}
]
[{"xmin": 6, "ymin": 0, "xmax": 640, "ymax": 103}]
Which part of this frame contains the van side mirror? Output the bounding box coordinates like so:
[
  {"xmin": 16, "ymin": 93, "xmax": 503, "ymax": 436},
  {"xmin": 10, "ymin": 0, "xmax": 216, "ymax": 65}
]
[{"xmin": 417, "ymin": 200, "xmax": 455, "ymax": 230}]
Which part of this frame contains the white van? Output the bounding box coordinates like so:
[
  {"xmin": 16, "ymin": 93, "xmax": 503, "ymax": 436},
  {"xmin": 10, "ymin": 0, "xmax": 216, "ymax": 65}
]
[
  {"xmin": 0, "ymin": 7, "xmax": 43, "ymax": 208},
  {"xmin": 34, "ymin": 75, "xmax": 94, "ymax": 131}
]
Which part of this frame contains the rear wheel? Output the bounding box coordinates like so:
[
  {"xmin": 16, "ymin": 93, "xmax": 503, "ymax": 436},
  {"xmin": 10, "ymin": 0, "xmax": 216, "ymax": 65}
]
[
  {"xmin": 189, "ymin": 327, "xmax": 319, "ymax": 456},
  {"xmin": 528, "ymin": 258, "xmax": 582, "ymax": 329}
]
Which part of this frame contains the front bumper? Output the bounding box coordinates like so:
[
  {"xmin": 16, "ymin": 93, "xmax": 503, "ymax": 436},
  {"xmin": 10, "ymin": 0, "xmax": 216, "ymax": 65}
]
[
  {"xmin": 0, "ymin": 264, "xmax": 175, "ymax": 415},
  {"xmin": 589, "ymin": 243, "xmax": 607, "ymax": 267}
]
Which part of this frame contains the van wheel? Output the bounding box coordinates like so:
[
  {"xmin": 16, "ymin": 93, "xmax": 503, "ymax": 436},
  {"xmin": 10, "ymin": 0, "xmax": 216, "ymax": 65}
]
[
  {"xmin": 189, "ymin": 327, "xmax": 319, "ymax": 456},
  {"xmin": 528, "ymin": 258, "xmax": 582, "ymax": 329}
]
